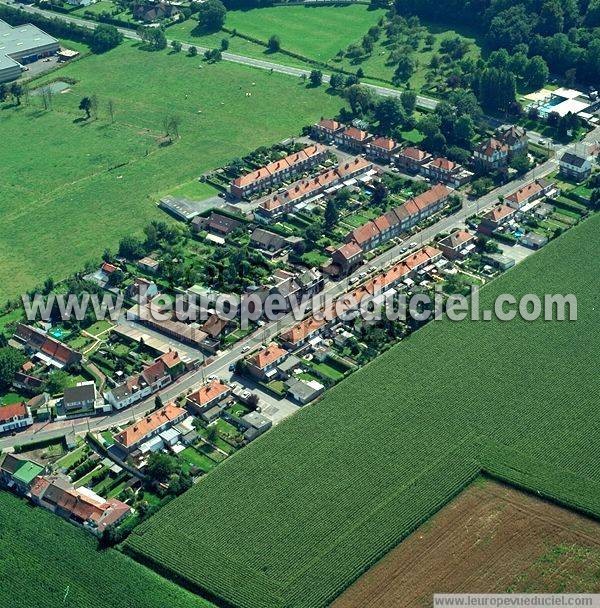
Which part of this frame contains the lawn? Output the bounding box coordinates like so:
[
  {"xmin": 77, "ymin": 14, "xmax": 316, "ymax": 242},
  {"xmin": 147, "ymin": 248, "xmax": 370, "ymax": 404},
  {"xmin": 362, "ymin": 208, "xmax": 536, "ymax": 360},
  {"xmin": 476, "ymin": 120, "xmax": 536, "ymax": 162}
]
[
  {"xmin": 0, "ymin": 39, "xmax": 343, "ymax": 304},
  {"xmin": 180, "ymin": 446, "xmax": 217, "ymax": 474},
  {"xmin": 126, "ymin": 213, "xmax": 600, "ymax": 608},
  {"xmin": 0, "ymin": 491, "xmax": 214, "ymax": 608},
  {"xmin": 169, "ymin": 5, "xmax": 384, "ymax": 67}
]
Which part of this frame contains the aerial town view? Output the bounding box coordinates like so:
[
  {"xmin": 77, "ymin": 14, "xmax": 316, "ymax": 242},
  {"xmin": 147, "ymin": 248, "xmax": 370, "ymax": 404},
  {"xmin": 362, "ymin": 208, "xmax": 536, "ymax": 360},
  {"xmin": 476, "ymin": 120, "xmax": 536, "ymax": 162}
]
[{"xmin": 0, "ymin": 0, "xmax": 599, "ymax": 605}]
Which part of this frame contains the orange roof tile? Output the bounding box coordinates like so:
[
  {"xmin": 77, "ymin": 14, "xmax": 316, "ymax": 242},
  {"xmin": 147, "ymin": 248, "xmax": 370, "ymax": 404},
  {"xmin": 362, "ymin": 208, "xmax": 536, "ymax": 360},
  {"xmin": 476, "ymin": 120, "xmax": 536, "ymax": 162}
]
[
  {"xmin": 249, "ymin": 344, "xmax": 287, "ymax": 369},
  {"xmin": 114, "ymin": 403, "xmax": 186, "ymax": 448},
  {"xmin": 188, "ymin": 380, "xmax": 230, "ymax": 407}
]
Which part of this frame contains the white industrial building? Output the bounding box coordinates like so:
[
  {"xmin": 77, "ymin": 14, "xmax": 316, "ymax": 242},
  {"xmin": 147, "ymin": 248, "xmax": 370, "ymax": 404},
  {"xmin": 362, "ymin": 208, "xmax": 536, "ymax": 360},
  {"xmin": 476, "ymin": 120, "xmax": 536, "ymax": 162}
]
[{"xmin": 0, "ymin": 19, "xmax": 59, "ymax": 83}]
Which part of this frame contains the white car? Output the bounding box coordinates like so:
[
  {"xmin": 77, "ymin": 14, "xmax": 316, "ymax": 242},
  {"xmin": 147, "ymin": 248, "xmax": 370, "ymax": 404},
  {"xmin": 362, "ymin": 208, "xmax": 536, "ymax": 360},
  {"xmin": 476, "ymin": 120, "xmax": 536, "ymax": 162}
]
[
  {"xmin": 208, "ymin": 374, "xmax": 218, "ymax": 381},
  {"xmin": 349, "ymin": 276, "xmax": 359, "ymax": 285},
  {"xmin": 409, "ymin": 241, "xmax": 418, "ymax": 248},
  {"xmin": 241, "ymin": 345, "xmax": 251, "ymax": 353},
  {"xmin": 369, "ymin": 266, "xmax": 377, "ymax": 272}
]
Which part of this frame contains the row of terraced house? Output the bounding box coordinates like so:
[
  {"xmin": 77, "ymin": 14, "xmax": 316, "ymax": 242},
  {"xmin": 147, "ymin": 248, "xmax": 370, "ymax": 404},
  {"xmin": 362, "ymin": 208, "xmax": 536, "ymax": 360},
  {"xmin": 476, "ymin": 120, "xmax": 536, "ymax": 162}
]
[
  {"xmin": 280, "ymin": 245, "xmax": 443, "ymax": 349},
  {"xmin": 256, "ymin": 156, "xmax": 374, "ymax": 221},
  {"xmin": 230, "ymin": 144, "xmax": 328, "ymax": 199},
  {"xmin": 313, "ymin": 118, "xmax": 474, "ymax": 188}
]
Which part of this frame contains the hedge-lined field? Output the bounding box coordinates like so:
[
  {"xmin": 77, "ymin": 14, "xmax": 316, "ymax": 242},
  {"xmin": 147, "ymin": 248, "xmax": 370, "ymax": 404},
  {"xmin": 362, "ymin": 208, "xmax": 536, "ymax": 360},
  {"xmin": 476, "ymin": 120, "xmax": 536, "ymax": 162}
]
[
  {"xmin": 126, "ymin": 213, "xmax": 600, "ymax": 608},
  {"xmin": 0, "ymin": 491, "xmax": 213, "ymax": 608}
]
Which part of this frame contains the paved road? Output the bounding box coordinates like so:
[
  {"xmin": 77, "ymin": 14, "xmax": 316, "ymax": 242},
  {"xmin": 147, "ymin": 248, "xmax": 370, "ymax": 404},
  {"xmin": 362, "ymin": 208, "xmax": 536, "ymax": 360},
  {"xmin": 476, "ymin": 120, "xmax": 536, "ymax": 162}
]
[
  {"xmin": 0, "ymin": 139, "xmax": 575, "ymax": 451},
  {"xmin": 4, "ymin": 2, "xmax": 438, "ymax": 110}
]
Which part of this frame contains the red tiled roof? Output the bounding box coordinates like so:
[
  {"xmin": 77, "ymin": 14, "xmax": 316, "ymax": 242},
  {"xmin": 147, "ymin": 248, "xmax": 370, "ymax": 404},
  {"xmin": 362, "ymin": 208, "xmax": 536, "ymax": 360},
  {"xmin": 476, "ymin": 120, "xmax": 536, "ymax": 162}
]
[
  {"xmin": 158, "ymin": 350, "xmax": 181, "ymax": 369},
  {"xmin": 334, "ymin": 242, "xmax": 363, "ymax": 260},
  {"xmin": 0, "ymin": 402, "xmax": 27, "ymax": 423},
  {"xmin": 317, "ymin": 118, "xmax": 342, "ymax": 132},
  {"xmin": 188, "ymin": 380, "xmax": 229, "ymax": 407},
  {"xmin": 506, "ymin": 180, "xmax": 545, "ymax": 204},
  {"xmin": 428, "ymin": 157, "xmax": 457, "ymax": 171},
  {"xmin": 249, "ymin": 344, "xmax": 287, "ymax": 369},
  {"xmin": 343, "ymin": 126, "xmax": 370, "ymax": 141},
  {"xmin": 399, "ymin": 147, "xmax": 429, "ymax": 161},
  {"xmin": 486, "ymin": 204, "xmax": 515, "ymax": 222},
  {"xmin": 351, "ymin": 221, "xmax": 380, "ymax": 246},
  {"xmin": 114, "ymin": 403, "xmax": 186, "ymax": 448},
  {"xmin": 371, "ymin": 136, "xmax": 397, "ymax": 151},
  {"xmin": 281, "ymin": 316, "xmax": 325, "ymax": 345},
  {"xmin": 411, "ymin": 183, "xmax": 451, "ymax": 212}
]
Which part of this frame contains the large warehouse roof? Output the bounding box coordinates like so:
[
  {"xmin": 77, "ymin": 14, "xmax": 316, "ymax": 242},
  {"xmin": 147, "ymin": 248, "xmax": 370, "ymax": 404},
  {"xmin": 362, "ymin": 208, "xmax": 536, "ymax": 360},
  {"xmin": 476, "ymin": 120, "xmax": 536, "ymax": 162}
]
[{"xmin": 0, "ymin": 19, "xmax": 58, "ymax": 70}]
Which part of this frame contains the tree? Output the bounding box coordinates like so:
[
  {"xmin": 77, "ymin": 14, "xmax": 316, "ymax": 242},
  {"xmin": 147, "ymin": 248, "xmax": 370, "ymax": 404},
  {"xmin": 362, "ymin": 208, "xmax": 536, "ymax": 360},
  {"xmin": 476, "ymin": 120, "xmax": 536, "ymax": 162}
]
[
  {"xmin": 197, "ymin": 0, "xmax": 226, "ymax": 32},
  {"xmin": 0, "ymin": 347, "xmax": 25, "ymax": 390},
  {"xmin": 267, "ymin": 35, "xmax": 281, "ymax": 52},
  {"xmin": 374, "ymin": 97, "xmax": 405, "ymax": 134},
  {"xmin": 477, "ymin": 68, "xmax": 516, "ymax": 113},
  {"xmin": 118, "ymin": 235, "xmax": 145, "ymax": 259},
  {"xmin": 372, "ymin": 181, "xmax": 388, "ymax": 207},
  {"xmin": 10, "ymin": 83, "xmax": 23, "ymax": 106},
  {"xmin": 509, "ymin": 153, "xmax": 531, "ymax": 175},
  {"xmin": 188, "ymin": 45, "xmax": 198, "ymax": 57},
  {"xmin": 221, "ymin": 38, "xmax": 229, "ymax": 51},
  {"xmin": 400, "ymin": 89, "xmax": 417, "ymax": 114},
  {"xmin": 171, "ymin": 40, "xmax": 182, "ymax": 53},
  {"xmin": 90, "ymin": 24, "xmax": 122, "ymax": 54},
  {"xmin": 44, "ymin": 370, "xmax": 70, "ymax": 395},
  {"xmin": 79, "ymin": 96, "xmax": 93, "ymax": 119},
  {"xmin": 329, "ymin": 72, "xmax": 345, "ymax": 90},
  {"xmin": 0, "ymin": 83, "xmax": 8, "ymax": 102},
  {"xmin": 525, "ymin": 56, "xmax": 550, "ymax": 89},
  {"xmin": 138, "ymin": 26, "xmax": 167, "ymax": 51},
  {"xmin": 309, "ymin": 70, "xmax": 323, "ymax": 87},
  {"xmin": 324, "ymin": 198, "xmax": 339, "ymax": 231},
  {"xmin": 146, "ymin": 452, "xmax": 177, "ymax": 482},
  {"xmin": 393, "ymin": 55, "xmax": 415, "ymax": 83},
  {"xmin": 345, "ymin": 84, "xmax": 373, "ymax": 116},
  {"xmin": 154, "ymin": 395, "xmax": 163, "ymax": 410}
]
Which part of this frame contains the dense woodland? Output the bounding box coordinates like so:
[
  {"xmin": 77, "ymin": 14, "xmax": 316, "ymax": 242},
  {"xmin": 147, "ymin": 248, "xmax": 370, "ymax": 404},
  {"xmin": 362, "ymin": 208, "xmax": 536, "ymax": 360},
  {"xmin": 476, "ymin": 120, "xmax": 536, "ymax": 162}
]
[{"xmin": 393, "ymin": 0, "xmax": 600, "ymax": 84}]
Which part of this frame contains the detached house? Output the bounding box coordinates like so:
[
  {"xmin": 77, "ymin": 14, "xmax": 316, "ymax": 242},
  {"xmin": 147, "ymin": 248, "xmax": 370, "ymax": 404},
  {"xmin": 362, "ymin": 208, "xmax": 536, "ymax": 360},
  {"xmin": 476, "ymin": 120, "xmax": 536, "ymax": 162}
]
[
  {"xmin": 335, "ymin": 126, "xmax": 372, "ymax": 152},
  {"xmin": 62, "ymin": 381, "xmax": 109, "ymax": 415},
  {"xmin": 559, "ymin": 150, "xmax": 593, "ymax": 182},
  {"xmin": 0, "ymin": 402, "xmax": 33, "ymax": 434},
  {"xmin": 473, "ymin": 138, "xmax": 509, "ymax": 171},
  {"xmin": 495, "ymin": 124, "xmax": 528, "ymax": 156},
  {"xmin": 246, "ymin": 343, "xmax": 288, "ymax": 380},
  {"xmin": 0, "ymin": 453, "xmax": 43, "ymax": 493}
]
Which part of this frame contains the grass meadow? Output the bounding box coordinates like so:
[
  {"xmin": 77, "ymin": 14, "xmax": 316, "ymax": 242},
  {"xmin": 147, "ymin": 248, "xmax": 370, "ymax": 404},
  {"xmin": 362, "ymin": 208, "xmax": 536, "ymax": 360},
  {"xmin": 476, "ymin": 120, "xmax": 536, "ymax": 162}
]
[
  {"xmin": 126, "ymin": 213, "xmax": 600, "ymax": 608},
  {"xmin": 0, "ymin": 40, "xmax": 343, "ymax": 303},
  {"xmin": 168, "ymin": 4, "xmax": 385, "ymax": 67}
]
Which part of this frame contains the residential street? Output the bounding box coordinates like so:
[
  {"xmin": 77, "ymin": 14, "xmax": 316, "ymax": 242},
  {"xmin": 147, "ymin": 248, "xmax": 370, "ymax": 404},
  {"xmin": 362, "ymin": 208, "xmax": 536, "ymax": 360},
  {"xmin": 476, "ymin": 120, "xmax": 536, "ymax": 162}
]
[{"xmin": 1, "ymin": 131, "xmax": 585, "ymax": 451}]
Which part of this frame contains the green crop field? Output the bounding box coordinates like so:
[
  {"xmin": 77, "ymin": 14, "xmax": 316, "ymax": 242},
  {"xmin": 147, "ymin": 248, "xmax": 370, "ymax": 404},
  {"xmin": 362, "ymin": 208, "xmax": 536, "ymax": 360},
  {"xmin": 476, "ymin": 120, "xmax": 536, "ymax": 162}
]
[
  {"xmin": 0, "ymin": 40, "xmax": 342, "ymax": 304},
  {"xmin": 125, "ymin": 213, "xmax": 600, "ymax": 608},
  {"xmin": 169, "ymin": 4, "xmax": 384, "ymax": 66},
  {"xmin": 0, "ymin": 491, "xmax": 213, "ymax": 608}
]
